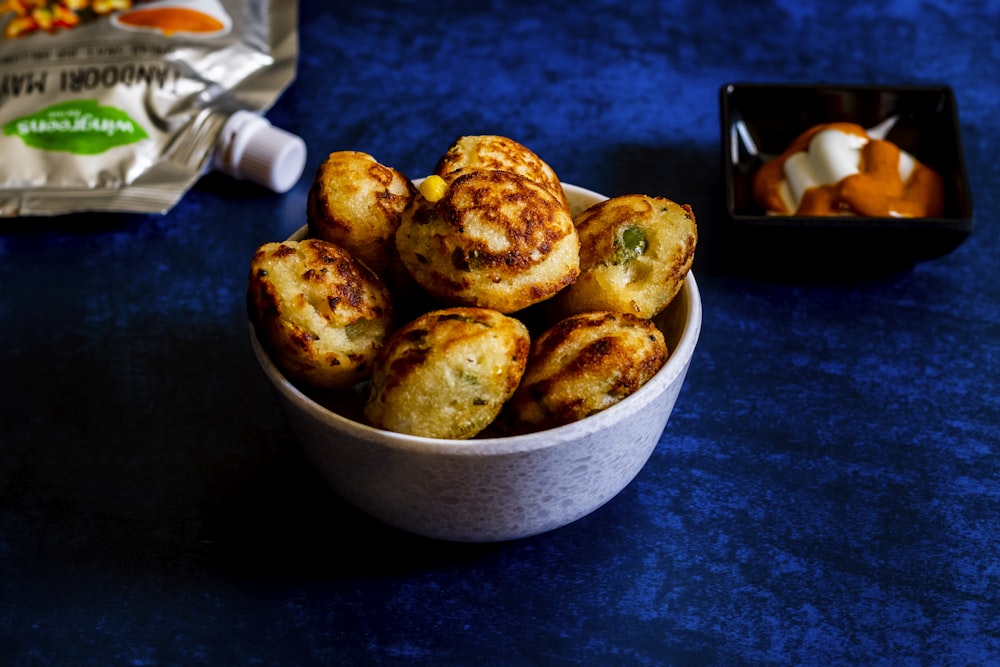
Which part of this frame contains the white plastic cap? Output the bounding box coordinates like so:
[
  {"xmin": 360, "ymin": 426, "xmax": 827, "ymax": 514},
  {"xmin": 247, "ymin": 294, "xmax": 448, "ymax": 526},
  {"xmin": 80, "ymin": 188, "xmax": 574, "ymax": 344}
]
[{"xmin": 214, "ymin": 110, "xmax": 307, "ymax": 193}]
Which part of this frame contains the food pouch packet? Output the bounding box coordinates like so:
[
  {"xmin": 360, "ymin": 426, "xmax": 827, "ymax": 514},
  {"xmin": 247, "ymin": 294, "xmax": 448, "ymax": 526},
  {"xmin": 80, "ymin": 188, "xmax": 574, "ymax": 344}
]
[{"xmin": 0, "ymin": 0, "xmax": 305, "ymax": 216}]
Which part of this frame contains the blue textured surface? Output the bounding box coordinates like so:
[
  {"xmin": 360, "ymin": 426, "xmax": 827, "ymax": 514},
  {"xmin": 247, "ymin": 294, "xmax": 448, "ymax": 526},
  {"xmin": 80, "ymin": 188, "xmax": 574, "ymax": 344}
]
[{"xmin": 2, "ymin": 1, "xmax": 999, "ymax": 664}]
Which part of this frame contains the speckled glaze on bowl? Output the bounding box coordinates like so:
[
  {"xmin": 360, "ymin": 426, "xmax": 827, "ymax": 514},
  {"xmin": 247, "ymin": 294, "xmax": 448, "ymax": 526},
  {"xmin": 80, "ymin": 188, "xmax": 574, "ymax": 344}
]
[{"xmin": 250, "ymin": 183, "xmax": 702, "ymax": 542}]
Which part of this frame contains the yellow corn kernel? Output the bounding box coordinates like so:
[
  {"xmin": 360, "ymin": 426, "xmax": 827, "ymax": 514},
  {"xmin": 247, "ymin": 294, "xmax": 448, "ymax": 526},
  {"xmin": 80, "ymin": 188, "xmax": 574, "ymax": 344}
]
[
  {"xmin": 30, "ymin": 7, "xmax": 52, "ymax": 30},
  {"xmin": 92, "ymin": 0, "xmax": 131, "ymax": 14},
  {"xmin": 419, "ymin": 175, "xmax": 448, "ymax": 203}
]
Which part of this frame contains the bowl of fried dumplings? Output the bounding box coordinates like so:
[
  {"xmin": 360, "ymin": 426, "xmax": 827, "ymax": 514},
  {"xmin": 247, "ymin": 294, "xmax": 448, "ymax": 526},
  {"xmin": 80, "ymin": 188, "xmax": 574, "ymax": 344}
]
[{"xmin": 248, "ymin": 136, "xmax": 702, "ymax": 542}]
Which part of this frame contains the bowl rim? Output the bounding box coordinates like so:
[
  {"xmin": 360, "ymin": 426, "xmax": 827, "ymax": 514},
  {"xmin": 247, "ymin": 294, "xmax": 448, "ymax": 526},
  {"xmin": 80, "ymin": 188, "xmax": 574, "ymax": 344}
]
[{"xmin": 250, "ymin": 182, "xmax": 703, "ymax": 457}]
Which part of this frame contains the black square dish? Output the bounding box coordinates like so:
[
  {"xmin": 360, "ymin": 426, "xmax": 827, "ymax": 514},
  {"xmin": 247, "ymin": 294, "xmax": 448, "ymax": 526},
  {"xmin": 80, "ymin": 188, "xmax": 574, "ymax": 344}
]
[{"xmin": 719, "ymin": 83, "xmax": 973, "ymax": 272}]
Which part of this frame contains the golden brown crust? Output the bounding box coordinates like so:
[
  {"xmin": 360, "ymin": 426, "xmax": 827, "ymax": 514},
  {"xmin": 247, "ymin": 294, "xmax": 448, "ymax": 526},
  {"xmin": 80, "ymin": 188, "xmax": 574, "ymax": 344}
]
[
  {"xmin": 306, "ymin": 151, "xmax": 416, "ymax": 274},
  {"xmin": 552, "ymin": 194, "xmax": 696, "ymax": 319},
  {"xmin": 434, "ymin": 134, "xmax": 570, "ymax": 209},
  {"xmin": 364, "ymin": 307, "xmax": 530, "ymax": 439},
  {"xmin": 252, "ymin": 136, "xmax": 699, "ymax": 437},
  {"xmin": 247, "ymin": 239, "xmax": 394, "ymax": 389},
  {"xmin": 396, "ymin": 168, "xmax": 579, "ymax": 314},
  {"xmin": 506, "ymin": 311, "xmax": 668, "ymax": 433}
]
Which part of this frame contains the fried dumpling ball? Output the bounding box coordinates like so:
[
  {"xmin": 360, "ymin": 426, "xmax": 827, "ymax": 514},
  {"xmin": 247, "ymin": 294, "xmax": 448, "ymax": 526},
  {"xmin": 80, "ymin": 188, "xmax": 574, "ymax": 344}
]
[
  {"xmin": 248, "ymin": 239, "xmax": 394, "ymax": 390},
  {"xmin": 553, "ymin": 195, "xmax": 697, "ymax": 319},
  {"xmin": 506, "ymin": 310, "xmax": 668, "ymax": 433},
  {"xmin": 364, "ymin": 307, "xmax": 531, "ymax": 439},
  {"xmin": 306, "ymin": 150, "xmax": 416, "ymax": 274},
  {"xmin": 395, "ymin": 168, "xmax": 580, "ymax": 314},
  {"xmin": 434, "ymin": 134, "xmax": 570, "ymax": 209}
]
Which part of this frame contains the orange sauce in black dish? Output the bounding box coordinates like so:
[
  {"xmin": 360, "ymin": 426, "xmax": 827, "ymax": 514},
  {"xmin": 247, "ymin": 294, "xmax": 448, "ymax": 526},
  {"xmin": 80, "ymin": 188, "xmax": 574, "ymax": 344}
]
[{"xmin": 753, "ymin": 122, "xmax": 944, "ymax": 218}]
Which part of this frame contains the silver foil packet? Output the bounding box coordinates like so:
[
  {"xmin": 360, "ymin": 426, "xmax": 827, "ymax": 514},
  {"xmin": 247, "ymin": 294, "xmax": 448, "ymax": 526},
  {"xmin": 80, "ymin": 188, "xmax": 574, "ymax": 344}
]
[{"xmin": 0, "ymin": 0, "xmax": 303, "ymax": 216}]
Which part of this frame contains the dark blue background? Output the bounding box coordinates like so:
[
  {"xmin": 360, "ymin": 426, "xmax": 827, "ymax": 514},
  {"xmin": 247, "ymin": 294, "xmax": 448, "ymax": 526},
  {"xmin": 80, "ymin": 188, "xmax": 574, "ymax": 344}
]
[{"xmin": 3, "ymin": 1, "xmax": 998, "ymax": 664}]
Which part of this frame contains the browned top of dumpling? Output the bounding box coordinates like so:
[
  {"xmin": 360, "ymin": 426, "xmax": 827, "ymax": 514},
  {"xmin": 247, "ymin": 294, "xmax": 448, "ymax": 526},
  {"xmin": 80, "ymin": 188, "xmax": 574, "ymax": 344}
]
[
  {"xmin": 553, "ymin": 194, "xmax": 697, "ymax": 320},
  {"xmin": 364, "ymin": 307, "xmax": 530, "ymax": 439},
  {"xmin": 434, "ymin": 135, "xmax": 569, "ymax": 209},
  {"xmin": 506, "ymin": 310, "xmax": 667, "ymax": 432},
  {"xmin": 307, "ymin": 150, "xmax": 416, "ymax": 273},
  {"xmin": 396, "ymin": 168, "xmax": 579, "ymax": 314},
  {"xmin": 248, "ymin": 239, "xmax": 394, "ymax": 389}
]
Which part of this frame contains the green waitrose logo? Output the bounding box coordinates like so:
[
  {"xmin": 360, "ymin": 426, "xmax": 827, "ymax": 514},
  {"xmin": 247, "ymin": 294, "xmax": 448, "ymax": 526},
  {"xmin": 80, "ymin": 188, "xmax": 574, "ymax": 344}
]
[{"xmin": 3, "ymin": 99, "xmax": 148, "ymax": 154}]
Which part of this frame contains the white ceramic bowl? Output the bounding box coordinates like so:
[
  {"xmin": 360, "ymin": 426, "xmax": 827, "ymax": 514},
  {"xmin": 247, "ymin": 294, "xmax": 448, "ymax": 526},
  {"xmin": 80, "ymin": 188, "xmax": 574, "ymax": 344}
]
[{"xmin": 250, "ymin": 183, "xmax": 702, "ymax": 542}]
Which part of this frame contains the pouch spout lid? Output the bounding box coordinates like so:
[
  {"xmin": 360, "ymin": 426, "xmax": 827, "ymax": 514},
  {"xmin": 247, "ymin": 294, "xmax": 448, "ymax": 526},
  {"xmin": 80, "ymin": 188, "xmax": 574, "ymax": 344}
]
[{"xmin": 214, "ymin": 110, "xmax": 307, "ymax": 193}]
